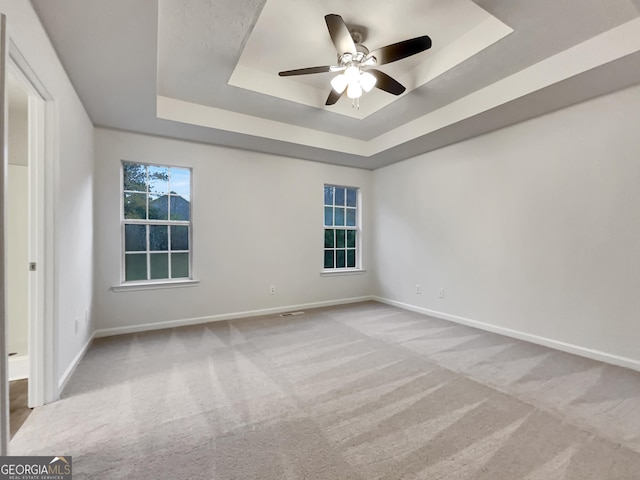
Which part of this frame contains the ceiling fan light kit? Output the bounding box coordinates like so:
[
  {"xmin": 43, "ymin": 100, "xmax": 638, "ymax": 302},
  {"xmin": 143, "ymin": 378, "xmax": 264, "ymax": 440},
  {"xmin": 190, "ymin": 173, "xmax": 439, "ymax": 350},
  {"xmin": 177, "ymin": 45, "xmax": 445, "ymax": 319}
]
[
  {"xmin": 278, "ymin": 13, "xmax": 432, "ymax": 108},
  {"xmin": 331, "ymin": 65, "xmax": 376, "ymax": 101}
]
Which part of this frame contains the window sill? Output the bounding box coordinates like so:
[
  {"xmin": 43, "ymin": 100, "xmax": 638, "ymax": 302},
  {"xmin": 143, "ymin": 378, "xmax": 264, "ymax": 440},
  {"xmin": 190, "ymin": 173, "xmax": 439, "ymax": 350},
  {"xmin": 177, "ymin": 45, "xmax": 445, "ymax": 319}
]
[
  {"xmin": 111, "ymin": 279, "xmax": 200, "ymax": 292},
  {"xmin": 320, "ymin": 269, "xmax": 367, "ymax": 277}
]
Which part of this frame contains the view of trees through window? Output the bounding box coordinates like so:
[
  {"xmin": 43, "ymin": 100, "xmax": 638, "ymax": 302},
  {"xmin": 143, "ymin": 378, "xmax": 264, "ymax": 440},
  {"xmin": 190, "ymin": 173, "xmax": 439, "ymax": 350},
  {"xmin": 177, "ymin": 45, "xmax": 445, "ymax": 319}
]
[
  {"xmin": 324, "ymin": 185, "xmax": 358, "ymax": 269},
  {"xmin": 122, "ymin": 162, "xmax": 192, "ymax": 282}
]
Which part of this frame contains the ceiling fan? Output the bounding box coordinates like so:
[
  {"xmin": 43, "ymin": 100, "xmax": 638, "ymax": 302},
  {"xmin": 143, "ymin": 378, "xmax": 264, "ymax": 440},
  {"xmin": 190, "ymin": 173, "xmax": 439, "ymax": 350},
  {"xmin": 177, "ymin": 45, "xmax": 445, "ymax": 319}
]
[{"xmin": 278, "ymin": 14, "xmax": 432, "ymax": 107}]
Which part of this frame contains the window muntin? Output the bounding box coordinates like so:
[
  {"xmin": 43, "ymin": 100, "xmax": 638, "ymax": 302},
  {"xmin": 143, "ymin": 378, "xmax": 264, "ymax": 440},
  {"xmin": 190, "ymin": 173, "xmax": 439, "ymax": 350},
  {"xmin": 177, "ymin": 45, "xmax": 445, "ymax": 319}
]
[
  {"xmin": 122, "ymin": 161, "xmax": 192, "ymax": 282},
  {"xmin": 324, "ymin": 185, "xmax": 358, "ymax": 269}
]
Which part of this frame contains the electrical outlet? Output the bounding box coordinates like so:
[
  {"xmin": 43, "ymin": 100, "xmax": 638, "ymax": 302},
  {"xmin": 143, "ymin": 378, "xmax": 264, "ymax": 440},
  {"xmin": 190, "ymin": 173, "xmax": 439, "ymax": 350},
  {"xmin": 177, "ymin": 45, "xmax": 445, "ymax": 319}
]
[
  {"xmin": 438, "ymin": 288, "xmax": 445, "ymax": 299},
  {"xmin": 270, "ymin": 285, "xmax": 276, "ymax": 295},
  {"xmin": 415, "ymin": 284, "xmax": 421, "ymax": 294}
]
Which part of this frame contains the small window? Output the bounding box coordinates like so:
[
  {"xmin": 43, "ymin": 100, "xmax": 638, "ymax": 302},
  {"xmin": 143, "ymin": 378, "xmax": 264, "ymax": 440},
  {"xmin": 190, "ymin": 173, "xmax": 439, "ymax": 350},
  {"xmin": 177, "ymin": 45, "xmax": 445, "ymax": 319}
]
[
  {"xmin": 122, "ymin": 161, "xmax": 192, "ymax": 283},
  {"xmin": 324, "ymin": 185, "xmax": 359, "ymax": 270}
]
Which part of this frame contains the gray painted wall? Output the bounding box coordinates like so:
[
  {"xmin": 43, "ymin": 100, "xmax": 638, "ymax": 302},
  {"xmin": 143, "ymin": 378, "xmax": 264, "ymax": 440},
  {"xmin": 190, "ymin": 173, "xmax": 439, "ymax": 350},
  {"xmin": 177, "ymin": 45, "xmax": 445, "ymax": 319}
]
[
  {"xmin": 7, "ymin": 79, "xmax": 28, "ymax": 357},
  {"xmin": 0, "ymin": 0, "xmax": 95, "ymax": 389},
  {"xmin": 93, "ymin": 128, "xmax": 373, "ymax": 332},
  {"xmin": 373, "ymin": 83, "xmax": 640, "ymax": 366}
]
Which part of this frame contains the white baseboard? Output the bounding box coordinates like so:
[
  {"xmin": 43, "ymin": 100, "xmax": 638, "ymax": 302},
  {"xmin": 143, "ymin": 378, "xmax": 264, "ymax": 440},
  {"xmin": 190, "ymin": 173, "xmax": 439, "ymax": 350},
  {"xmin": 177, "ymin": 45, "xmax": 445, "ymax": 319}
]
[
  {"xmin": 9, "ymin": 355, "xmax": 29, "ymax": 381},
  {"xmin": 373, "ymin": 296, "xmax": 640, "ymax": 373},
  {"xmin": 58, "ymin": 332, "xmax": 95, "ymax": 393},
  {"xmin": 94, "ymin": 296, "xmax": 374, "ymax": 338}
]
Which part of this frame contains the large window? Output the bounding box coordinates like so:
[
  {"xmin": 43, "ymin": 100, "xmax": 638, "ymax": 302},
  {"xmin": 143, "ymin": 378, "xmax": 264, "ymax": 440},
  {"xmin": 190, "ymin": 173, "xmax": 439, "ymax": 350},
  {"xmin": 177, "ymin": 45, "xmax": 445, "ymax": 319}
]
[
  {"xmin": 122, "ymin": 161, "xmax": 192, "ymax": 283},
  {"xmin": 324, "ymin": 185, "xmax": 359, "ymax": 270}
]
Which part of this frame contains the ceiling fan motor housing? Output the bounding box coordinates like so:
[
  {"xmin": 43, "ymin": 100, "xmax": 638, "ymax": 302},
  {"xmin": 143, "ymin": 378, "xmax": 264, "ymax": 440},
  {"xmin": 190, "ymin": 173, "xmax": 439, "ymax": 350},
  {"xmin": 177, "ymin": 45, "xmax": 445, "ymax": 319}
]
[{"xmin": 338, "ymin": 49, "xmax": 370, "ymax": 68}]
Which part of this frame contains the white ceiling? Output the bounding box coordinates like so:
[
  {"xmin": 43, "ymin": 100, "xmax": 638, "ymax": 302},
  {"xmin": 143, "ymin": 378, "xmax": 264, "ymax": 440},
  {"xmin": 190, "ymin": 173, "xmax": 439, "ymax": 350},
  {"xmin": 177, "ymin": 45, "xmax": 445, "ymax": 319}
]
[{"xmin": 31, "ymin": 0, "xmax": 640, "ymax": 169}]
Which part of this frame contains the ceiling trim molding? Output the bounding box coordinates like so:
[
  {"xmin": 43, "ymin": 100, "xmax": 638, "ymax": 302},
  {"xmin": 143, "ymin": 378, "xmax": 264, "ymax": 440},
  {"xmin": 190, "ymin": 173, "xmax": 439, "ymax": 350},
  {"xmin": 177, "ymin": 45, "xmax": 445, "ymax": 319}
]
[
  {"xmin": 371, "ymin": 16, "xmax": 640, "ymax": 153},
  {"xmin": 156, "ymin": 95, "xmax": 368, "ymax": 155},
  {"xmin": 157, "ymin": 16, "xmax": 640, "ymax": 158}
]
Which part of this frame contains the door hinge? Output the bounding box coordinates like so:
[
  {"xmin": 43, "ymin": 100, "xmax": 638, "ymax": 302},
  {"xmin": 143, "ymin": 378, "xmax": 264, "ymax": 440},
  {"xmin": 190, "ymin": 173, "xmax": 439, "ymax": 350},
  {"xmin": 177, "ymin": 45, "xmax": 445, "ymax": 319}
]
[{"xmin": 29, "ymin": 262, "xmax": 36, "ymax": 271}]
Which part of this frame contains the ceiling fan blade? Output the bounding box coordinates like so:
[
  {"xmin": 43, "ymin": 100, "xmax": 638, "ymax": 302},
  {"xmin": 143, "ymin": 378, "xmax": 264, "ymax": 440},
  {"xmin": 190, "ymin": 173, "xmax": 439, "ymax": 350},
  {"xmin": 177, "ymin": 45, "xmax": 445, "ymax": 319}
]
[
  {"xmin": 367, "ymin": 35, "xmax": 432, "ymax": 66},
  {"xmin": 278, "ymin": 66, "xmax": 334, "ymax": 76},
  {"xmin": 325, "ymin": 89, "xmax": 343, "ymax": 105},
  {"xmin": 368, "ymin": 69, "xmax": 406, "ymax": 95},
  {"xmin": 325, "ymin": 14, "xmax": 356, "ymax": 55}
]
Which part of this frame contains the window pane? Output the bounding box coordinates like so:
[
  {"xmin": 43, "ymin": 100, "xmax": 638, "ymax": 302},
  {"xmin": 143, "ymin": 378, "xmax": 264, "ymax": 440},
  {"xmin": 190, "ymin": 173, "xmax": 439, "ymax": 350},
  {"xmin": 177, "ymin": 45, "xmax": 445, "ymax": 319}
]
[
  {"xmin": 123, "ymin": 162, "xmax": 147, "ymax": 192},
  {"xmin": 323, "ymin": 184, "xmax": 357, "ymax": 271},
  {"xmin": 125, "ymin": 253, "xmax": 147, "ymax": 281},
  {"xmin": 346, "ymin": 208, "xmax": 356, "ymax": 226},
  {"xmin": 170, "ymin": 195, "xmax": 190, "ymax": 221},
  {"xmin": 324, "ymin": 206, "xmax": 333, "ymax": 226},
  {"xmin": 324, "ymin": 229, "xmax": 334, "ymax": 248},
  {"xmin": 324, "ymin": 186, "xmax": 333, "ymax": 206},
  {"xmin": 150, "ymin": 253, "xmax": 168, "ymax": 279},
  {"xmin": 170, "ymin": 168, "xmax": 190, "ymax": 199},
  {"xmin": 171, "ymin": 253, "xmax": 189, "ymax": 278},
  {"xmin": 324, "ymin": 250, "xmax": 334, "ymax": 269},
  {"xmin": 346, "ymin": 188, "xmax": 357, "ymax": 207},
  {"xmin": 171, "ymin": 225, "xmax": 189, "ymax": 251},
  {"xmin": 124, "ymin": 192, "xmax": 147, "ymax": 219},
  {"xmin": 149, "ymin": 225, "xmax": 168, "ymax": 251},
  {"xmin": 149, "ymin": 194, "xmax": 168, "ymax": 220},
  {"xmin": 125, "ymin": 224, "xmax": 146, "ymax": 251},
  {"xmin": 347, "ymin": 249, "xmax": 356, "ymax": 268},
  {"xmin": 148, "ymin": 166, "xmax": 169, "ymax": 194},
  {"xmin": 346, "ymin": 230, "xmax": 356, "ymax": 248},
  {"xmin": 123, "ymin": 162, "xmax": 193, "ymax": 285}
]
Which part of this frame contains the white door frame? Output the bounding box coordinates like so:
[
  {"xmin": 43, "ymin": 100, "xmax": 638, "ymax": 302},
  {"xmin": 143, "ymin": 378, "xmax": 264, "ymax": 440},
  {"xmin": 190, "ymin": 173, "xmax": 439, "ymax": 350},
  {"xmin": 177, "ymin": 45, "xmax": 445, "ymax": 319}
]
[
  {"xmin": 1, "ymin": 12, "xmax": 10, "ymax": 456},
  {"xmin": 8, "ymin": 41, "xmax": 57, "ymax": 408}
]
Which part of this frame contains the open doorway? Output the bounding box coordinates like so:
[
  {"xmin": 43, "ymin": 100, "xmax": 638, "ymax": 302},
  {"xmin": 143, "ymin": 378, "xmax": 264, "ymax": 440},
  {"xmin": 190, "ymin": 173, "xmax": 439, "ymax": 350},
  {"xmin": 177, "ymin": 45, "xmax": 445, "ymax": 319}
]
[
  {"xmin": 5, "ymin": 47, "xmax": 56, "ymax": 438},
  {"xmin": 1, "ymin": 39, "xmax": 58, "ymax": 449},
  {"xmin": 6, "ymin": 70, "xmax": 31, "ymax": 437}
]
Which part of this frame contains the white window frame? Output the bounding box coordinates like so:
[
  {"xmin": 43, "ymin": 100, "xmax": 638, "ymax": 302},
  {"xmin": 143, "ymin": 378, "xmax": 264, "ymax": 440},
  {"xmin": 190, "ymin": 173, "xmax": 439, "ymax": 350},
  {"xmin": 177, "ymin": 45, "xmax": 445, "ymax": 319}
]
[
  {"xmin": 322, "ymin": 184, "xmax": 362, "ymax": 273},
  {"xmin": 120, "ymin": 160, "xmax": 194, "ymax": 286}
]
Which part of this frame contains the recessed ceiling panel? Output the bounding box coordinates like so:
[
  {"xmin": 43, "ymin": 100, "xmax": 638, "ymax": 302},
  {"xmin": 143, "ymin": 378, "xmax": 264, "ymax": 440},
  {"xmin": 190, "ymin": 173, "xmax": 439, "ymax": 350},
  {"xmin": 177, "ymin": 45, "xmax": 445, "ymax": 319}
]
[
  {"xmin": 31, "ymin": 0, "xmax": 640, "ymax": 169},
  {"xmin": 228, "ymin": 0, "xmax": 512, "ymax": 119}
]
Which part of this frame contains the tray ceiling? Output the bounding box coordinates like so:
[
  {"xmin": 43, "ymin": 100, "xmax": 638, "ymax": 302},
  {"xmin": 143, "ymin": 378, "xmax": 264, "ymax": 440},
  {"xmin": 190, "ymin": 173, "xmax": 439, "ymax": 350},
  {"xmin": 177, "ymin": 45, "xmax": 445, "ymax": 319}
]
[{"xmin": 31, "ymin": 0, "xmax": 640, "ymax": 169}]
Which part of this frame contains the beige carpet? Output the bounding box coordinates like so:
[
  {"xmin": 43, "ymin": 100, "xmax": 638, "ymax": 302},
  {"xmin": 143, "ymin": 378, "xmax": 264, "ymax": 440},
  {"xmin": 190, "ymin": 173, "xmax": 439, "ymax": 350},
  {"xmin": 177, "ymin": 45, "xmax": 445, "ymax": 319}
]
[{"xmin": 10, "ymin": 301, "xmax": 640, "ymax": 479}]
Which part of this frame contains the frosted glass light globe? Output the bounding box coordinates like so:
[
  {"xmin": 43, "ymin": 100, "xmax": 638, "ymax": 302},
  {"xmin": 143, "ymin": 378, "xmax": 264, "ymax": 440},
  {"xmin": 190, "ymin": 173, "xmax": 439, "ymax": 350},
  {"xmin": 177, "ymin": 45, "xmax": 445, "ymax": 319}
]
[
  {"xmin": 330, "ymin": 74, "xmax": 348, "ymax": 94},
  {"xmin": 344, "ymin": 66, "xmax": 360, "ymax": 81},
  {"xmin": 347, "ymin": 81, "xmax": 363, "ymax": 99},
  {"xmin": 359, "ymin": 71, "xmax": 377, "ymax": 92}
]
